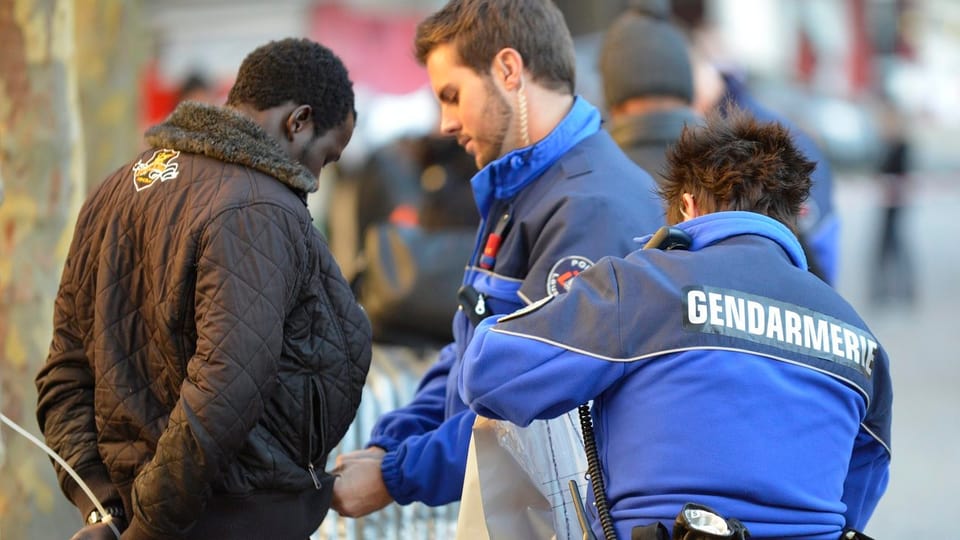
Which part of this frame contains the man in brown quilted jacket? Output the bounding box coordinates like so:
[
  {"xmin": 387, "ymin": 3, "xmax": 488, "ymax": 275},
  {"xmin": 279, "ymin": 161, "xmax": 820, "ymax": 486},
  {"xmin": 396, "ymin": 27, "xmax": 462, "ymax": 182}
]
[{"xmin": 35, "ymin": 38, "xmax": 372, "ymax": 540}]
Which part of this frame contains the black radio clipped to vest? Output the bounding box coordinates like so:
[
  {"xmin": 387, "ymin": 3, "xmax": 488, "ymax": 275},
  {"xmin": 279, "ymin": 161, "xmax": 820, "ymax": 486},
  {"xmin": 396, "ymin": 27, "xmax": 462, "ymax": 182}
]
[
  {"xmin": 572, "ymin": 225, "xmax": 694, "ymax": 540},
  {"xmin": 643, "ymin": 226, "xmax": 693, "ymax": 251}
]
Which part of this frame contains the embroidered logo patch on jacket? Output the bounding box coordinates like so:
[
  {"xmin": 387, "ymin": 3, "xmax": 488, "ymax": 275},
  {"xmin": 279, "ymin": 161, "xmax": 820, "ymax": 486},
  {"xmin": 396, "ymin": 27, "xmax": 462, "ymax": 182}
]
[
  {"xmin": 133, "ymin": 149, "xmax": 181, "ymax": 192},
  {"xmin": 546, "ymin": 255, "xmax": 593, "ymax": 296}
]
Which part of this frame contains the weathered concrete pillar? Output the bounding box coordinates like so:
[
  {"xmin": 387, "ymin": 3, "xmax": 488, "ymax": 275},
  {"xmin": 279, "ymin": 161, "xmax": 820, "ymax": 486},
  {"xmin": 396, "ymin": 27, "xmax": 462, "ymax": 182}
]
[{"xmin": 0, "ymin": 0, "xmax": 143, "ymax": 537}]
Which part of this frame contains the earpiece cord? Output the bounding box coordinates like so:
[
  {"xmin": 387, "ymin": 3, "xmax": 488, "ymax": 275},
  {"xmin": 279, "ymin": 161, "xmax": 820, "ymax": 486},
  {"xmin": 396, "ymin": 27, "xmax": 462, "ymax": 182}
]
[
  {"xmin": 518, "ymin": 78, "xmax": 531, "ymax": 147},
  {"xmin": 0, "ymin": 413, "xmax": 121, "ymax": 539}
]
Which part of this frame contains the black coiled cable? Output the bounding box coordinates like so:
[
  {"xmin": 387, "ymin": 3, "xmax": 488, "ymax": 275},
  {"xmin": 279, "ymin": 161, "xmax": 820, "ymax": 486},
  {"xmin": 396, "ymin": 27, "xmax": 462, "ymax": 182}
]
[
  {"xmin": 579, "ymin": 403, "xmax": 617, "ymax": 540},
  {"xmin": 575, "ymin": 227, "xmax": 691, "ymax": 540}
]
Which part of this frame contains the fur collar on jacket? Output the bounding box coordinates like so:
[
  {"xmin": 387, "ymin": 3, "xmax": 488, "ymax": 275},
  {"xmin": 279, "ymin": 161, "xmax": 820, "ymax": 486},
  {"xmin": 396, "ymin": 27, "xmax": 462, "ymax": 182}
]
[{"xmin": 144, "ymin": 102, "xmax": 319, "ymax": 193}]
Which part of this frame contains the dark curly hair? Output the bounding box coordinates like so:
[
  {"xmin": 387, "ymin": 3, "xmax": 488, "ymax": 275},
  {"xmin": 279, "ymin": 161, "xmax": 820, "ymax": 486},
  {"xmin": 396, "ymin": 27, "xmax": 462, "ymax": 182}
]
[
  {"xmin": 414, "ymin": 0, "xmax": 576, "ymax": 94},
  {"xmin": 227, "ymin": 38, "xmax": 355, "ymax": 135},
  {"xmin": 660, "ymin": 107, "xmax": 815, "ymax": 232}
]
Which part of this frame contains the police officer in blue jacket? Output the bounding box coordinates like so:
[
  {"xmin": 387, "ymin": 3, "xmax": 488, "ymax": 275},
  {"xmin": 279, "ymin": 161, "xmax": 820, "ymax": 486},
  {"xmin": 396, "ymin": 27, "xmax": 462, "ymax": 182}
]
[
  {"xmin": 693, "ymin": 56, "xmax": 841, "ymax": 286},
  {"xmin": 330, "ymin": 0, "xmax": 664, "ymax": 517},
  {"xmin": 460, "ymin": 109, "xmax": 892, "ymax": 539}
]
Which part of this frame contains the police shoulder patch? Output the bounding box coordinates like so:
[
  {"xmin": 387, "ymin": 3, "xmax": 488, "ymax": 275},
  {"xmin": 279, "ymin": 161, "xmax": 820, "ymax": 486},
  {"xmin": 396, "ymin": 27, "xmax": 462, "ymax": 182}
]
[
  {"xmin": 546, "ymin": 255, "xmax": 594, "ymax": 296},
  {"xmin": 133, "ymin": 149, "xmax": 181, "ymax": 192}
]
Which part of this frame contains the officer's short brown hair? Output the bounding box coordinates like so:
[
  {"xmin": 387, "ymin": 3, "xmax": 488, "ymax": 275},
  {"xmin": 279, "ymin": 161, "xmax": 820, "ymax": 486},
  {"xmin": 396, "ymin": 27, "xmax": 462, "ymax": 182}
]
[
  {"xmin": 414, "ymin": 0, "xmax": 576, "ymax": 94},
  {"xmin": 661, "ymin": 107, "xmax": 815, "ymax": 231}
]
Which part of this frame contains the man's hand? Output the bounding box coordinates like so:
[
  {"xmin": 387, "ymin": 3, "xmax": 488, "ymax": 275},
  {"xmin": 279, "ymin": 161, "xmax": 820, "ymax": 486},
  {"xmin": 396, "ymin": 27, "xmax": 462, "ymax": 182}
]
[
  {"xmin": 69, "ymin": 521, "xmax": 121, "ymax": 540},
  {"xmin": 331, "ymin": 447, "xmax": 394, "ymax": 518}
]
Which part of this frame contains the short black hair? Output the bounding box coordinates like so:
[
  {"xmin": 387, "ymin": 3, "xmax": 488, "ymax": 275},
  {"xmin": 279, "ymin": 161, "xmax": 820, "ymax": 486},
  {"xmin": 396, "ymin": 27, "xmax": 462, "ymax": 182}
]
[{"xmin": 227, "ymin": 38, "xmax": 355, "ymax": 135}]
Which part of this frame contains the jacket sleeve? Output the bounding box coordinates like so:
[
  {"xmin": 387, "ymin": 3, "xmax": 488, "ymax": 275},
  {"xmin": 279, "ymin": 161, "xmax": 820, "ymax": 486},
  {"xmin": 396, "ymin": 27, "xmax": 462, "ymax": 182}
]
[
  {"xmin": 842, "ymin": 347, "xmax": 893, "ymax": 530},
  {"xmin": 460, "ymin": 315, "xmax": 625, "ymax": 427},
  {"xmin": 124, "ymin": 205, "xmax": 301, "ymax": 539},
  {"xmin": 841, "ymin": 430, "xmax": 890, "ymax": 530},
  {"xmin": 36, "ymin": 205, "xmax": 123, "ymax": 520},
  {"xmin": 367, "ymin": 342, "xmax": 455, "ymax": 451},
  {"xmin": 379, "ymin": 407, "xmax": 477, "ymax": 506}
]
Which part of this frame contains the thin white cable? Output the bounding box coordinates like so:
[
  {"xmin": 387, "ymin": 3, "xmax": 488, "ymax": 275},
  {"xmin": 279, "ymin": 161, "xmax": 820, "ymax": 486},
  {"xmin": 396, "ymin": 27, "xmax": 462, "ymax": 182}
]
[
  {"xmin": 518, "ymin": 78, "xmax": 531, "ymax": 147},
  {"xmin": 0, "ymin": 412, "xmax": 121, "ymax": 539}
]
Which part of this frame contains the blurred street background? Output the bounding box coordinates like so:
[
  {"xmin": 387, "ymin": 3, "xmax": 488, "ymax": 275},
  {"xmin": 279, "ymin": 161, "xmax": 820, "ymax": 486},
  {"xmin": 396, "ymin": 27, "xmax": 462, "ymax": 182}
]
[
  {"xmin": 1, "ymin": 0, "xmax": 957, "ymax": 538},
  {"xmin": 834, "ymin": 170, "xmax": 959, "ymax": 539}
]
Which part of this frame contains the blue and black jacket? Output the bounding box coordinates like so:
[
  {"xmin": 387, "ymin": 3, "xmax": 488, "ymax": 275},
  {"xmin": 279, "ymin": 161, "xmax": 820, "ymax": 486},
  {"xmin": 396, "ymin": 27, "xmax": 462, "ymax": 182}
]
[
  {"xmin": 461, "ymin": 212, "xmax": 892, "ymax": 539},
  {"xmin": 367, "ymin": 97, "xmax": 664, "ymax": 505}
]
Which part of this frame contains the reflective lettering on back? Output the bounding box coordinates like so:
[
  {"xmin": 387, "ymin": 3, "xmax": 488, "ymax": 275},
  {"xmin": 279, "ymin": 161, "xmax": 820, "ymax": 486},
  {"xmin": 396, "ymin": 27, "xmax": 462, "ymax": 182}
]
[{"xmin": 684, "ymin": 286, "xmax": 877, "ymax": 377}]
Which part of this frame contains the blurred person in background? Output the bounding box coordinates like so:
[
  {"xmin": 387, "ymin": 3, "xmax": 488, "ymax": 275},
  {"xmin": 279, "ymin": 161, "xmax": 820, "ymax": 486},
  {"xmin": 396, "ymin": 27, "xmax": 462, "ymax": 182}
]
[
  {"xmin": 35, "ymin": 38, "xmax": 371, "ymax": 540},
  {"xmin": 175, "ymin": 70, "xmax": 220, "ymax": 106},
  {"xmin": 349, "ymin": 133, "xmax": 479, "ymax": 348},
  {"xmin": 460, "ymin": 109, "xmax": 892, "ymax": 540},
  {"xmin": 352, "ymin": 134, "xmax": 478, "ymax": 238},
  {"xmin": 682, "ymin": 10, "xmax": 841, "ymax": 286},
  {"xmin": 330, "ymin": 0, "xmax": 664, "ymax": 518},
  {"xmin": 599, "ymin": 0, "xmax": 702, "ymax": 184},
  {"xmin": 870, "ymin": 92, "xmax": 915, "ymax": 305}
]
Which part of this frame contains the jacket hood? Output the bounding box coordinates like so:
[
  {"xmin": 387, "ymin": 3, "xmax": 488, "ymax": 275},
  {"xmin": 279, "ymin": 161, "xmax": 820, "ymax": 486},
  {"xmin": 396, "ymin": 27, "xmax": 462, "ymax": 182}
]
[{"xmin": 144, "ymin": 102, "xmax": 319, "ymax": 193}]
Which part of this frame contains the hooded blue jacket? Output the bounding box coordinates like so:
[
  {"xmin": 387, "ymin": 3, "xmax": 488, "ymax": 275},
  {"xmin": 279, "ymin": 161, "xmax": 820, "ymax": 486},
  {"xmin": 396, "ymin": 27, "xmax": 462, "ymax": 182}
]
[
  {"xmin": 366, "ymin": 97, "xmax": 665, "ymax": 505},
  {"xmin": 461, "ymin": 212, "xmax": 892, "ymax": 539}
]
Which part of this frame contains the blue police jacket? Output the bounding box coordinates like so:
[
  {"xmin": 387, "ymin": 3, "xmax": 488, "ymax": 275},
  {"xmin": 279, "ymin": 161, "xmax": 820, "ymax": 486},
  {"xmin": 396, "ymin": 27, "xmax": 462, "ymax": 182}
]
[
  {"xmin": 366, "ymin": 97, "xmax": 665, "ymax": 506},
  {"xmin": 461, "ymin": 211, "xmax": 892, "ymax": 539},
  {"xmin": 722, "ymin": 74, "xmax": 840, "ymax": 285}
]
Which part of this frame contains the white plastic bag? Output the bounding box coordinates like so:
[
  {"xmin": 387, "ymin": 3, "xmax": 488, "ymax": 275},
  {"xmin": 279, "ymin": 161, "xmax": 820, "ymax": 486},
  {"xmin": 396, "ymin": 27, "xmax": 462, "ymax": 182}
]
[{"xmin": 457, "ymin": 411, "xmax": 590, "ymax": 540}]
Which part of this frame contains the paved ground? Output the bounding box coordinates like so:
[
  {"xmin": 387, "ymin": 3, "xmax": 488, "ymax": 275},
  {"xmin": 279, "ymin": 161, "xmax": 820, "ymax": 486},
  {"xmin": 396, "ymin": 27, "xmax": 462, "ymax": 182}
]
[{"xmin": 833, "ymin": 170, "xmax": 960, "ymax": 538}]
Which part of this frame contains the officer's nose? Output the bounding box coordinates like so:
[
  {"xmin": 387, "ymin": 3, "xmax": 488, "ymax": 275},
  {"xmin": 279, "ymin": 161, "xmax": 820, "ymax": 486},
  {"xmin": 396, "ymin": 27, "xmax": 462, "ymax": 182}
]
[{"xmin": 439, "ymin": 107, "xmax": 460, "ymax": 136}]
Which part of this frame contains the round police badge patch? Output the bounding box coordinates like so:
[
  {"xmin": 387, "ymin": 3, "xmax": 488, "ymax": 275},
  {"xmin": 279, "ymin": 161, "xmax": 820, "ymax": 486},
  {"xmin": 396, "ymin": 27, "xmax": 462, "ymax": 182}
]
[{"xmin": 546, "ymin": 255, "xmax": 594, "ymax": 296}]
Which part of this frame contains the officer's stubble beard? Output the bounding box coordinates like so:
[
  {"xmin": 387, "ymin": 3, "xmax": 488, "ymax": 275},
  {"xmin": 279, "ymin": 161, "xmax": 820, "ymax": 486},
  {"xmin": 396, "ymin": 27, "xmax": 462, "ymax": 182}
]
[{"xmin": 475, "ymin": 76, "xmax": 513, "ymax": 169}]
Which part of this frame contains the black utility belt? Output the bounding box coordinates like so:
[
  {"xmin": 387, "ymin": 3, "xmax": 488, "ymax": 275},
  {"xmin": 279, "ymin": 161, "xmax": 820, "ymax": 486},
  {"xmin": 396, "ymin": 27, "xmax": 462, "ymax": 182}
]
[
  {"xmin": 630, "ymin": 503, "xmax": 750, "ymax": 540},
  {"xmin": 629, "ymin": 503, "xmax": 874, "ymax": 540}
]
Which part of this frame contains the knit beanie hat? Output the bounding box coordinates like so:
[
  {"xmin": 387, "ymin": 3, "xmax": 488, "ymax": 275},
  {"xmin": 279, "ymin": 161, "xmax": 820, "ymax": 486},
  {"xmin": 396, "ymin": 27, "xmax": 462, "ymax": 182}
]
[{"xmin": 599, "ymin": 0, "xmax": 694, "ymax": 109}]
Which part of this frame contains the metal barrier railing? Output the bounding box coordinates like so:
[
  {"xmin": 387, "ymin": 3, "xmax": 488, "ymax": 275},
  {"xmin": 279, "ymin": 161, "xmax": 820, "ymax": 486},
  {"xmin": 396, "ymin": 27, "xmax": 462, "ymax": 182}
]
[{"xmin": 313, "ymin": 343, "xmax": 459, "ymax": 540}]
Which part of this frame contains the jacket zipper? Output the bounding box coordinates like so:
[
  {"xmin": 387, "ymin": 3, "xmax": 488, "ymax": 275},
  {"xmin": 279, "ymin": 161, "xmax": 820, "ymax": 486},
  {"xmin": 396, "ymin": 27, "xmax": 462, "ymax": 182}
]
[
  {"xmin": 304, "ymin": 376, "xmax": 327, "ymax": 490},
  {"xmin": 308, "ymin": 462, "xmax": 321, "ymax": 489}
]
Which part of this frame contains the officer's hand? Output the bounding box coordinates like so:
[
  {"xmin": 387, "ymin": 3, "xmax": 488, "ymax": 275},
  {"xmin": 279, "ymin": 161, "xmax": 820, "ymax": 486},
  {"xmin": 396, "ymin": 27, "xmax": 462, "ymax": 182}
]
[
  {"xmin": 331, "ymin": 450, "xmax": 393, "ymax": 518},
  {"xmin": 69, "ymin": 521, "xmax": 121, "ymax": 540}
]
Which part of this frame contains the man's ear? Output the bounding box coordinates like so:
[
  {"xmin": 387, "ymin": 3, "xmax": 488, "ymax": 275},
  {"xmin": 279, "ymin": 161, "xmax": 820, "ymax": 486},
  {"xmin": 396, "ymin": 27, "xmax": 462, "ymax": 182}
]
[
  {"xmin": 680, "ymin": 192, "xmax": 700, "ymax": 221},
  {"xmin": 285, "ymin": 105, "xmax": 314, "ymax": 140},
  {"xmin": 492, "ymin": 48, "xmax": 524, "ymax": 91}
]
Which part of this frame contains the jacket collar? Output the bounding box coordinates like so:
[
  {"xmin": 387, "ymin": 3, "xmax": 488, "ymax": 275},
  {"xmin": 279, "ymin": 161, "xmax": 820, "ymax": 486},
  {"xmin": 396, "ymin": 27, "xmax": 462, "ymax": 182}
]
[
  {"xmin": 143, "ymin": 102, "xmax": 319, "ymax": 194},
  {"xmin": 608, "ymin": 107, "xmax": 701, "ymax": 149},
  {"xmin": 470, "ymin": 96, "xmax": 601, "ymax": 217},
  {"xmin": 635, "ymin": 211, "xmax": 808, "ymax": 269}
]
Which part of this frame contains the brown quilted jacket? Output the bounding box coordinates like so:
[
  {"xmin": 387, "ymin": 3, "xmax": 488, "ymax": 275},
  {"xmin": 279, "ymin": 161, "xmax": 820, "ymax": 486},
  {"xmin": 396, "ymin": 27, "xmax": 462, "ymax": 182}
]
[{"xmin": 35, "ymin": 103, "xmax": 371, "ymax": 539}]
